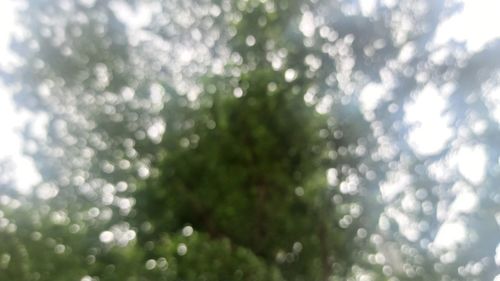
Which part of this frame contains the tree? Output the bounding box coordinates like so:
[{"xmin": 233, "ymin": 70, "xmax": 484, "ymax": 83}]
[{"xmin": 2, "ymin": 0, "xmax": 500, "ymax": 280}]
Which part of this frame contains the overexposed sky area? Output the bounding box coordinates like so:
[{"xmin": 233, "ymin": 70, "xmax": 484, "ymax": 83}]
[{"xmin": 0, "ymin": 0, "xmax": 40, "ymax": 193}]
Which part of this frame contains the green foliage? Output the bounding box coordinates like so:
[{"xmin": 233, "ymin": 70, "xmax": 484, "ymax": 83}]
[
  {"xmin": 137, "ymin": 68, "xmax": 341, "ymax": 279},
  {"xmin": 144, "ymin": 232, "xmax": 286, "ymax": 281}
]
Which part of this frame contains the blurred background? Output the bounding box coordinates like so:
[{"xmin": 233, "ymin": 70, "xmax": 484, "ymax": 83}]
[{"xmin": 0, "ymin": 0, "xmax": 500, "ymax": 280}]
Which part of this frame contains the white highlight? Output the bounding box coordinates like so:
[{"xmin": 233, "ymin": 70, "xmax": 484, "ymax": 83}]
[
  {"xmin": 360, "ymin": 83, "xmax": 387, "ymax": 113},
  {"xmin": 299, "ymin": 11, "xmax": 315, "ymax": 37},
  {"xmin": 99, "ymin": 231, "xmax": 114, "ymax": 243},
  {"xmin": 434, "ymin": 0, "xmax": 500, "ymax": 52},
  {"xmin": 457, "ymin": 145, "xmax": 487, "ymax": 185},
  {"xmin": 405, "ymin": 83, "xmax": 453, "ymax": 156},
  {"xmin": 434, "ymin": 221, "xmax": 467, "ymax": 249}
]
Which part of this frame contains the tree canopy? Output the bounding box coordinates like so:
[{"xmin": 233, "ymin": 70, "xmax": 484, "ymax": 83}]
[{"xmin": 1, "ymin": 0, "xmax": 500, "ymax": 280}]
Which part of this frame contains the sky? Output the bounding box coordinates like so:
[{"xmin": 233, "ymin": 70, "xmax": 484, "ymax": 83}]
[
  {"xmin": 0, "ymin": 0, "xmax": 40, "ymax": 193},
  {"xmin": 0, "ymin": 0, "xmax": 499, "ymax": 256}
]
